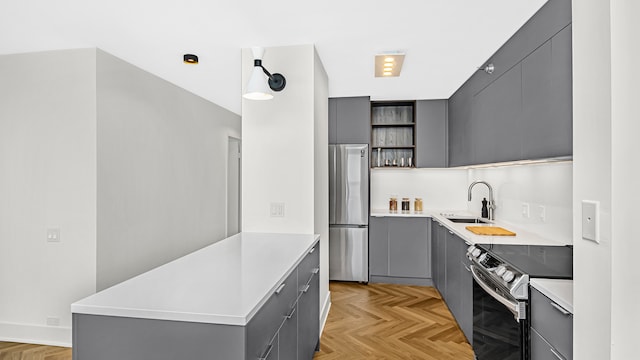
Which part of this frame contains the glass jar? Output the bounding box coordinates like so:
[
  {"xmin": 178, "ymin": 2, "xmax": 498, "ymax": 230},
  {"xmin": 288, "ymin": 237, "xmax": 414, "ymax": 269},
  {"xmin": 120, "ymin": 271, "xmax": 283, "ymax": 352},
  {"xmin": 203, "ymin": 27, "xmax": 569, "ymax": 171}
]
[
  {"xmin": 389, "ymin": 197, "xmax": 398, "ymax": 212},
  {"xmin": 401, "ymin": 198, "xmax": 410, "ymax": 212},
  {"xmin": 414, "ymin": 198, "xmax": 423, "ymax": 213}
]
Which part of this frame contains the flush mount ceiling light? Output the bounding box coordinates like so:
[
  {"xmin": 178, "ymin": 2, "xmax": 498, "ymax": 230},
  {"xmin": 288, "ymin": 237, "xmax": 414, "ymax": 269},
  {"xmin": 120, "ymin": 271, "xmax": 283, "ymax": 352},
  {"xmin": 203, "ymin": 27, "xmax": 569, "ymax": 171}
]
[
  {"xmin": 243, "ymin": 47, "xmax": 286, "ymax": 100},
  {"xmin": 183, "ymin": 54, "xmax": 199, "ymax": 64},
  {"xmin": 375, "ymin": 53, "xmax": 405, "ymax": 77}
]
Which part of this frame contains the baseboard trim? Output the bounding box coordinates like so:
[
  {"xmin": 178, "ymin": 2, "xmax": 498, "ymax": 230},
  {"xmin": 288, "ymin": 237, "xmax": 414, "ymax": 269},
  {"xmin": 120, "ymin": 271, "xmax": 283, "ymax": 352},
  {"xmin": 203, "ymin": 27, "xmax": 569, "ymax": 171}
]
[
  {"xmin": 0, "ymin": 321, "xmax": 71, "ymax": 347},
  {"xmin": 369, "ymin": 275, "xmax": 434, "ymax": 287},
  {"xmin": 319, "ymin": 291, "xmax": 331, "ymax": 335}
]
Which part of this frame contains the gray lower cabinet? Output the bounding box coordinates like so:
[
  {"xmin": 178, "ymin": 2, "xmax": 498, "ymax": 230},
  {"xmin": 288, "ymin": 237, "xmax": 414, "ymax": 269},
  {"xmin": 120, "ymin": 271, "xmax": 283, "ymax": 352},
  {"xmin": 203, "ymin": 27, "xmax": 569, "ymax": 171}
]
[
  {"xmin": 369, "ymin": 217, "xmax": 431, "ymax": 285},
  {"xmin": 415, "ymin": 100, "xmax": 447, "ymax": 167},
  {"xmin": 431, "ymin": 219, "xmax": 472, "ymax": 343},
  {"xmin": 329, "ymin": 96, "xmax": 371, "ymax": 144},
  {"xmin": 530, "ymin": 287, "xmax": 573, "ymax": 360},
  {"xmin": 73, "ymin": 242, "xmax": 321, "ymax": 360}
]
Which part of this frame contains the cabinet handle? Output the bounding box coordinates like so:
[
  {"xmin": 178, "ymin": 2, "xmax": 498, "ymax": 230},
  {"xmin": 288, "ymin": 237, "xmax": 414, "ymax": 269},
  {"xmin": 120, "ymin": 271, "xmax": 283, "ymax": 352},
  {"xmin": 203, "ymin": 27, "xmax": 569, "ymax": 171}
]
[
  {"xmin": 275, "ymin": 283, "xmax": 286, "ymax": 294},
  {"xmin": 258, "ymin": 345, "xmax": 273, "ymax": 360},
  {"xmin": 301, "ymin": 284, "xmax": 310, "ymax": 293},
  {"xmin": 308, "ymin": 246, "xmax": 316, "ymax": 254},
  {"xmin": 312, "ymin": 267, "xmax": 319, "ymax": 274},
  {"xmin": 549, "ymin": 347, "xmax": 566, "ymax": 360},
  {"xmin": 464, "ymin": 265, "xmax": 471, "ymax": 272},
  {"xmin": 286, "ymin": 306, "xmax": 296, "ymax": 319},
  {"xmin": 448, "ymin": 230, "xmax": 454, "ymax": 235},
  {"xmin": 550, "ymin": 302, "xmax": 571, "ymax": 316},
  {"xmin": 438, "ymin": 223, "xmax": 444, "ymax": 227}
]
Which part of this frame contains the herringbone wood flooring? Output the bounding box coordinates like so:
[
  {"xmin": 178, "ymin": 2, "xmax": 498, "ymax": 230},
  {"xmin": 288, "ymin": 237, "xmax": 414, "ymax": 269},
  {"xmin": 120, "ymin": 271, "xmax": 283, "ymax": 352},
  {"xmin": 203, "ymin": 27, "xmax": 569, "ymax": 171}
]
[
  {"xmin": 0, "ymin": 342, "xmax": 71, "ymax": 360},
  {"xmin": 0, "ymin": 282, "xmax": 472, "ymax": 360},
  {"xmin": 314, "ymin": 282, "xmax": 474, "ymax": 360}
]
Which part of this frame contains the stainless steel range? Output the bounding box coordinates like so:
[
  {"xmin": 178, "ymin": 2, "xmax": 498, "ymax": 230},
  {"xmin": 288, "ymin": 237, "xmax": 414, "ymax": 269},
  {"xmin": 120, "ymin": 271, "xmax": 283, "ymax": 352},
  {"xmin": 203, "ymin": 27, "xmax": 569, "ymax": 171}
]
[{"xmin": 467, "ymin": 243, "xmax": 573, "ymax": 360}]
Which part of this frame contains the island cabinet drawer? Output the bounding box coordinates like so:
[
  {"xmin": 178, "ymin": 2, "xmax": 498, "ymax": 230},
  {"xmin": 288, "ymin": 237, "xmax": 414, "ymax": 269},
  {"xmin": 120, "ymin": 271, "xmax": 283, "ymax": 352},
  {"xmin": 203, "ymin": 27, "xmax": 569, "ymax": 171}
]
[
  {"xmin": 530, "ymin": 287, "xmax": 573, "ymax": 359},
  {"xmin": 298, "ymin": 243, "xmax": 320, "ymax": 289},
  {"xmin": 246, "ymin": 268, "xmax": 298, "ymax": 359}
]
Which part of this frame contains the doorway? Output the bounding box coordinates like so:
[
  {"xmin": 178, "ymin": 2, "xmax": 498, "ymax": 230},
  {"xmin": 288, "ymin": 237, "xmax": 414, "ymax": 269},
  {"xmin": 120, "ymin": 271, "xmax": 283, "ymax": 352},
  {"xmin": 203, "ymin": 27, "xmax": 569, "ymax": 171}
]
[{"xmin": 227, "ymin": 137, "xmax": 241, "ymax": 236}]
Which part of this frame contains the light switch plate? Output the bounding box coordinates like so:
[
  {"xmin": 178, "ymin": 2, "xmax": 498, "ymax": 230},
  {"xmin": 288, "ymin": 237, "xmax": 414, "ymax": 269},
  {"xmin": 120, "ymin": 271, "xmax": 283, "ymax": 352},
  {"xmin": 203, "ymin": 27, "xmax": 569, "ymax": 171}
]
[
  {"xmin": 270, "ymin": 202, "xmax": 285, "ymax": 217},
  {"xmin": 46, "ymin": 228, "xmax": 60, "ymax": 243},
  {"xmin": 582, "ymin": 200, "xmax": 599, "ymax": 243},
  {"xmin": 521, "ymin": 203, "xmax": 530, "ymax": 218}
]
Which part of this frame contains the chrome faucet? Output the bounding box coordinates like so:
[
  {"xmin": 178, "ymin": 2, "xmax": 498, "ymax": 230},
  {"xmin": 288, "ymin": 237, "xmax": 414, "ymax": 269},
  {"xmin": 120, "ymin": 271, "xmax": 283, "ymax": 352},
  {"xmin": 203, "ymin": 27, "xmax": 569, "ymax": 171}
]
[{"xmin": 468, "ymin": 181, "xmax": 496, "ymax": 220}]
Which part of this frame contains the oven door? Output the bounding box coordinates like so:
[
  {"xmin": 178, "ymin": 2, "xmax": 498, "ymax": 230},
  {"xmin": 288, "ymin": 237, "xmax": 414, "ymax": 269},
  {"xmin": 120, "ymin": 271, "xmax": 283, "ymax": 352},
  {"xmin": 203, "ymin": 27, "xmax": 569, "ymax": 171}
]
[{"xmin": 471, "ymin": 265, "xmax": 528, "ymax": 360}]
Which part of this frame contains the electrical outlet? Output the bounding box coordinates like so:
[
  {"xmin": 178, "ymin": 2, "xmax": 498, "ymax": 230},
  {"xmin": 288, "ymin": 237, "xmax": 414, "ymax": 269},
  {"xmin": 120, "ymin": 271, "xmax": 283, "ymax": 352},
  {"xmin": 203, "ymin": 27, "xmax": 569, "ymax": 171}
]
[
  {"xmin": 46, "ymin": 228, "xmax": 60, "ymax": 243},
  {"xmin": 521, "ymin": 203, "xmax": 530, "ymax": 218},
  {"xmin": 538, "ymin": 205, "xmax": 546, "ymax": 222},
  {"xmin": 582, "ymin": 200, "xmax": 599, "ymax": 243},
  {"xmin": 270, "ymin": 203, "xmax": 285, "ymax": 217}
]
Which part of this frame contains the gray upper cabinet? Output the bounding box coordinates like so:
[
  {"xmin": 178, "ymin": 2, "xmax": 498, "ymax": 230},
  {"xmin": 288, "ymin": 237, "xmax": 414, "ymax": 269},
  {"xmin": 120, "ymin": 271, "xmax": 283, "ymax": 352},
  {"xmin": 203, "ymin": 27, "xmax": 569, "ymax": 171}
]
[
  {"xmin": 472, "ymin": 63, "xmax": 523, "ymax": 164},
  {"xmin": 329, "ymin": 96, "xmax": 371, "ymax": 144},
  {"xmin": 448, "ymin": 0, "xmax": 572, "ymax": 166},
  {"xmin": 415, "ymin": 100, "xmax": 448, "ymax": 167}
]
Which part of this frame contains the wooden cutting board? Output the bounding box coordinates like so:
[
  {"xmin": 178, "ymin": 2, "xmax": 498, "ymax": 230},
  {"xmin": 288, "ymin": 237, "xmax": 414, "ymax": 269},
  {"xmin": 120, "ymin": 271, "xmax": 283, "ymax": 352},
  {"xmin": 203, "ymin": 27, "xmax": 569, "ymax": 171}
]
[{"xmin": 465, "ymin": 226, "xmax": 516, "ymax": 236}]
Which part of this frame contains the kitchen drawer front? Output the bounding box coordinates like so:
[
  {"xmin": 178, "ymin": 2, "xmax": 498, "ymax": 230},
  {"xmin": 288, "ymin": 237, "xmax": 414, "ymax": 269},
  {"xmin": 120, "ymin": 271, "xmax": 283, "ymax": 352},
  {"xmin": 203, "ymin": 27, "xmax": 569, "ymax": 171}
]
[
  {"xmin": 246, "ymin": 268, "xmax": 298, "ymax": 359},
  {"xmin": 298, "ymin": 242, "xmax": 320, "ymax": 289},
  {"xmin": 531, "ymin": 327, "xmax": 570, "ymax": 360},
  {"xmin": 530, "ymin": 287, "xmax": 572, "ymax": 359}
]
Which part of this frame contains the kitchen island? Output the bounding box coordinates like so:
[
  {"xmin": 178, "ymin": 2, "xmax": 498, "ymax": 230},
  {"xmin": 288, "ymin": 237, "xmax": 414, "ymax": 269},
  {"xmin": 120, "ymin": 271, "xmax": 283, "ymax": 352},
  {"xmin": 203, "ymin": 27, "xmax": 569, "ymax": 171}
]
[{"xmin": 71, "ymin": 232, "xmax": 320, "ymax": 360}]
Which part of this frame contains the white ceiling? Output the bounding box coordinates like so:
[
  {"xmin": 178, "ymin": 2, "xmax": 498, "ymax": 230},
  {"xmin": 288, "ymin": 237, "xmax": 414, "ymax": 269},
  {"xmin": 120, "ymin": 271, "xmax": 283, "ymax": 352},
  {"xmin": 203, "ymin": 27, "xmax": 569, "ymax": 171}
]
[{"xmin": 0, "ymin": 0, "xmax": 547, "ymax": 115}]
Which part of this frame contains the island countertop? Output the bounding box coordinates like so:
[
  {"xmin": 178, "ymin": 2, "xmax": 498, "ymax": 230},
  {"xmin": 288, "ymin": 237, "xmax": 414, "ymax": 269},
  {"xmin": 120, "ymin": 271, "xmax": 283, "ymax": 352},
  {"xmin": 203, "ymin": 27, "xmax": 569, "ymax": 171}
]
[{"xmin": 71, "ymin": 232, "xmax": 320, "ymax": 326}]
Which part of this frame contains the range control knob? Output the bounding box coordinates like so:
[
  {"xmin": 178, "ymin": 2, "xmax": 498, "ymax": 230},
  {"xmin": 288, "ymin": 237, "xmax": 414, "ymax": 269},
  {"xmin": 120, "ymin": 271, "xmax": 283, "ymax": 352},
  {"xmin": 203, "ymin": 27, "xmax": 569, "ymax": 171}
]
[
  {"xmin": 496, "ymin": 265, "xmax": 507, "ymax": 276},
  {"xmin": 471, "ymin": 248, "xmax": 482, "ymax": 258},
  {"xmin": 467, "ymin": 245, "xmax": 476, "ymax": 255},
  {"xmin": 502, "ymin": 270, "xmax": 515, "ymax": 283},
  {"xmin": 478, "ymin": 253, "xmax": 488, "ymax": 262}
]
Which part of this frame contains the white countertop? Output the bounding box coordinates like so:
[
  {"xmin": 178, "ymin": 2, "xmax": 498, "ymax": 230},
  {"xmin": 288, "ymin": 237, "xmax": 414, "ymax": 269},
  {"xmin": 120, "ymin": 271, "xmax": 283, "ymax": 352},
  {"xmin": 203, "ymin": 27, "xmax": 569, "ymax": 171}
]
[
  {"xmin": 71, "ymin": 232, "xmax": 320, "ymax": 326},
  {"xmin": 530, "ymin": 278, "xmax": 574, "ymax": 314},
  {"xmin": 372, "ymin": 209, "xmax": 568, "ymax": 246}
]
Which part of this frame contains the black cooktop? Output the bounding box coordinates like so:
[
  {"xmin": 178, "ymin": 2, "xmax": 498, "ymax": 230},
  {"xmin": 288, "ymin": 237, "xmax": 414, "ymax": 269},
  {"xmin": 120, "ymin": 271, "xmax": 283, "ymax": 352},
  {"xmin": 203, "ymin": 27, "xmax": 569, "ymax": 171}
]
[{"xmin": 476, "ymin": 244, "xmax": 573, "ymax": 279}]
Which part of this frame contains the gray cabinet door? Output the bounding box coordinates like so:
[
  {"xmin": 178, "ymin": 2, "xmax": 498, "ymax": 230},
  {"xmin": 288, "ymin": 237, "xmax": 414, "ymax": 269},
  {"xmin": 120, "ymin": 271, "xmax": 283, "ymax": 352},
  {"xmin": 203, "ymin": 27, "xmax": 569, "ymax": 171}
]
[
  {"xmin": 472, "ymin": 63, "xmax": 523, "ymax": 164},
  {"xmin": 435, "ymin": 222, "xmax": 447, "ymax": 296},
  {"xmin": 415, "ymin": 100, "xmax": 447, "ymax": 167},
  {"xmin": 459, "ymin": 250, "xmax": 473, "ymax": 344},
  {"xmin": 448, "ymin": 90, "xmax": 472, "ymax": 167},
  {"xmin": 530, "ymin": 287, "xmax": 573, "ymax": 359},
  {"xmin": 521, "ymin": 37, "xmax": 572, "ymax": 159},
  {"xmin": 335, "ymin": 96, "xmax": 371, "ymax": 144},
  {"xmin": 388, "ymin": 218, "xmax": 430, "ymax": 278},
  {"xmin": 430, "ymin": 219, "xmax": 440, "ymax": 288},
  {"xmin": 298, "ymin": 270, "xmax": 320, "ymax": 360},
  {"xmin": 369, "ymin": 217, "xmax": 389, "ymax": 277},
  {"xmin": 279, "ymin": 303, "xmax": 298, "ymax": 360},
  {"xmin": 328, "ymin": 98, "xmax": 337, "ymax": 144},
  {"xmin": 444, "ymin": 230, "xmax": 461, "ymax": 314}
]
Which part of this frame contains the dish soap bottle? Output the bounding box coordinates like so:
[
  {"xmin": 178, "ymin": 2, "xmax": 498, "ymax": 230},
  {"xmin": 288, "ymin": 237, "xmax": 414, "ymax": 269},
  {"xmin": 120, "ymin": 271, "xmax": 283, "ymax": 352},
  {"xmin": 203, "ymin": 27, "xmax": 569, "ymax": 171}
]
[{"xmin": 481, "ymin": 198, "xmax": 489, "ymax": 219}]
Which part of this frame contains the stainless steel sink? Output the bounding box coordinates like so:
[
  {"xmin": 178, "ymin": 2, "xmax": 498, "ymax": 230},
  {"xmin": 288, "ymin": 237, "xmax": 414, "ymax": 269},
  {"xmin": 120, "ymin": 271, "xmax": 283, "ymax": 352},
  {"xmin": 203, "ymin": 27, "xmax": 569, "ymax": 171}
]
[{"xmin": 446, "ymin": 217, "xmax": 490, "ymax": 224}]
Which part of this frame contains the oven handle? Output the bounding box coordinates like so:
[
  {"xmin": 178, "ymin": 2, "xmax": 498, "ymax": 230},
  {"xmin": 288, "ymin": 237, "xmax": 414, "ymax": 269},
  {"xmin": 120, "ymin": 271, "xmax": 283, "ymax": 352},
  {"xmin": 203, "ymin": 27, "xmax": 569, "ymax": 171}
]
[{"xmin": 470, "ymin": 265, "xmax": 525, "ymax": 321}]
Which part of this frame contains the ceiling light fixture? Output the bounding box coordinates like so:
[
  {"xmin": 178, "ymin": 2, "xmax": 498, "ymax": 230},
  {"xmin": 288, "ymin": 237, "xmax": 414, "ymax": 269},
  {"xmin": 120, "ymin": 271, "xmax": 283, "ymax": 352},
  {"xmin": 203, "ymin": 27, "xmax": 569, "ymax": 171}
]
[
  {"xmin": 243, "ymin": 47, "xmax": 286, "ymax": 100},
  {"xmin": 183, "ymin": 54, "xmax": 199, "ymax": 64},
  {"xmin": 375, "ymin": 53, "xmax": 405, "ymax": 77}
]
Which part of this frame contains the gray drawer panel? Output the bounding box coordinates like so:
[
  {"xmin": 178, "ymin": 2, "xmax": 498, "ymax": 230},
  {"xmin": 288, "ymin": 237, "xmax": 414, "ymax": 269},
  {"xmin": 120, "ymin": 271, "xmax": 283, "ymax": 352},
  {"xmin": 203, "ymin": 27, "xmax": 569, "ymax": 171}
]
[
  {"xmin": 246, "ymin": 269, "xmax": 297, "ymax": 359},
  {"xmin": 531, "ymin": 327, "xmax": 569, "ymax": 360},
  {"xmin": 298, "ymin": 242, "xmax": 320, "ymax": 288},
  {"xmin": 530, "ymin": 287, "xmax": 572, "ymax": 359}
]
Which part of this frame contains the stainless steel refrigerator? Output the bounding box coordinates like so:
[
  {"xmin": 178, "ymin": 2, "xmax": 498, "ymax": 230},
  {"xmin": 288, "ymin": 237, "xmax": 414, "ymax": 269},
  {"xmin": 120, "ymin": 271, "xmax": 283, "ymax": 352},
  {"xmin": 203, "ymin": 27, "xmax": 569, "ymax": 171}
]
[{"xmin": 329, "ymin": 144, "xmax": 369, "ymax": 282}]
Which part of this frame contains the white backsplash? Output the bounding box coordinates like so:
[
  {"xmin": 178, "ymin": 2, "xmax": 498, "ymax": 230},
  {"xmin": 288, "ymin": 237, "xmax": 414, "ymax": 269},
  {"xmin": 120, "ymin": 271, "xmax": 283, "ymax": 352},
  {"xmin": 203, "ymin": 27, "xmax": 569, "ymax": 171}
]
[
  {"xmin": 370, "ymin": 168, "xmax": 469, "ymax": 211},
  {"xmin": 370, "ymin": 161, "xmax": 573, "ymax": 244}
]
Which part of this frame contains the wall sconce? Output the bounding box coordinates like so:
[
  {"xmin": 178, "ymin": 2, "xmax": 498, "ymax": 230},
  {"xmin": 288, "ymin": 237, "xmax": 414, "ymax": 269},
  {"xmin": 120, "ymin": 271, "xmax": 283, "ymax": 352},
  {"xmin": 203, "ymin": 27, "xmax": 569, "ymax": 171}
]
[
  {"xmin": 243, "ymin": 47, "xmax": 286, "ymax": 100},
  {"xmin": 183, "ymin": 54, "xmax": 199, "ymax": 64}
]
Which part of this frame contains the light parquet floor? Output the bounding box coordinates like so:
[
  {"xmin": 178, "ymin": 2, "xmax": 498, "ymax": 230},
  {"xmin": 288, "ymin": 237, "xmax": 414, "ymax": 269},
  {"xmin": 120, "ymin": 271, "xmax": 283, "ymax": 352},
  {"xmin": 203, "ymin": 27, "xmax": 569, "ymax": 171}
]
[
  {"xmin": 314, "ymin": 281, "xmax": 474, "ymax": 360},
  {"xmin": 0, "ymin": 342, "xmax": 71, "ymax": 360}
]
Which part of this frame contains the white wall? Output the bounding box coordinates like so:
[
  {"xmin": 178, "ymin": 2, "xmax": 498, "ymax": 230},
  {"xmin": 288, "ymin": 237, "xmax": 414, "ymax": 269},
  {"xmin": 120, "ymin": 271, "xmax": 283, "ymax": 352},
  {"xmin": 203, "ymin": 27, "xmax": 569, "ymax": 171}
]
[
  {"xmin": 468, "ymin": 162, "xmax": 573, "ymax": 244},
  {"xmin": 241, "ymin": 44, "xmax": 330, "ymax": 326},
  {"xmin": 96, "ymin": 50, "xmax": 241, "ymax": 290},
  {"xmin": 609, "ymin": 1, "xmax": 640, "ymax": 358},
  {"xmin": 370, "ymin": 162, "xmax": 572, "ymax": 244},
  {"xmin": 572, "ymin": 1, "xmax": 613, "ymax": 358},
  {"xmin": 0, "ymin": 49, "xmax": 98, "ymax": 346},
  {"xmin": 312, "ymin": 49, "xmax": 330, "ymax": 323}
]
